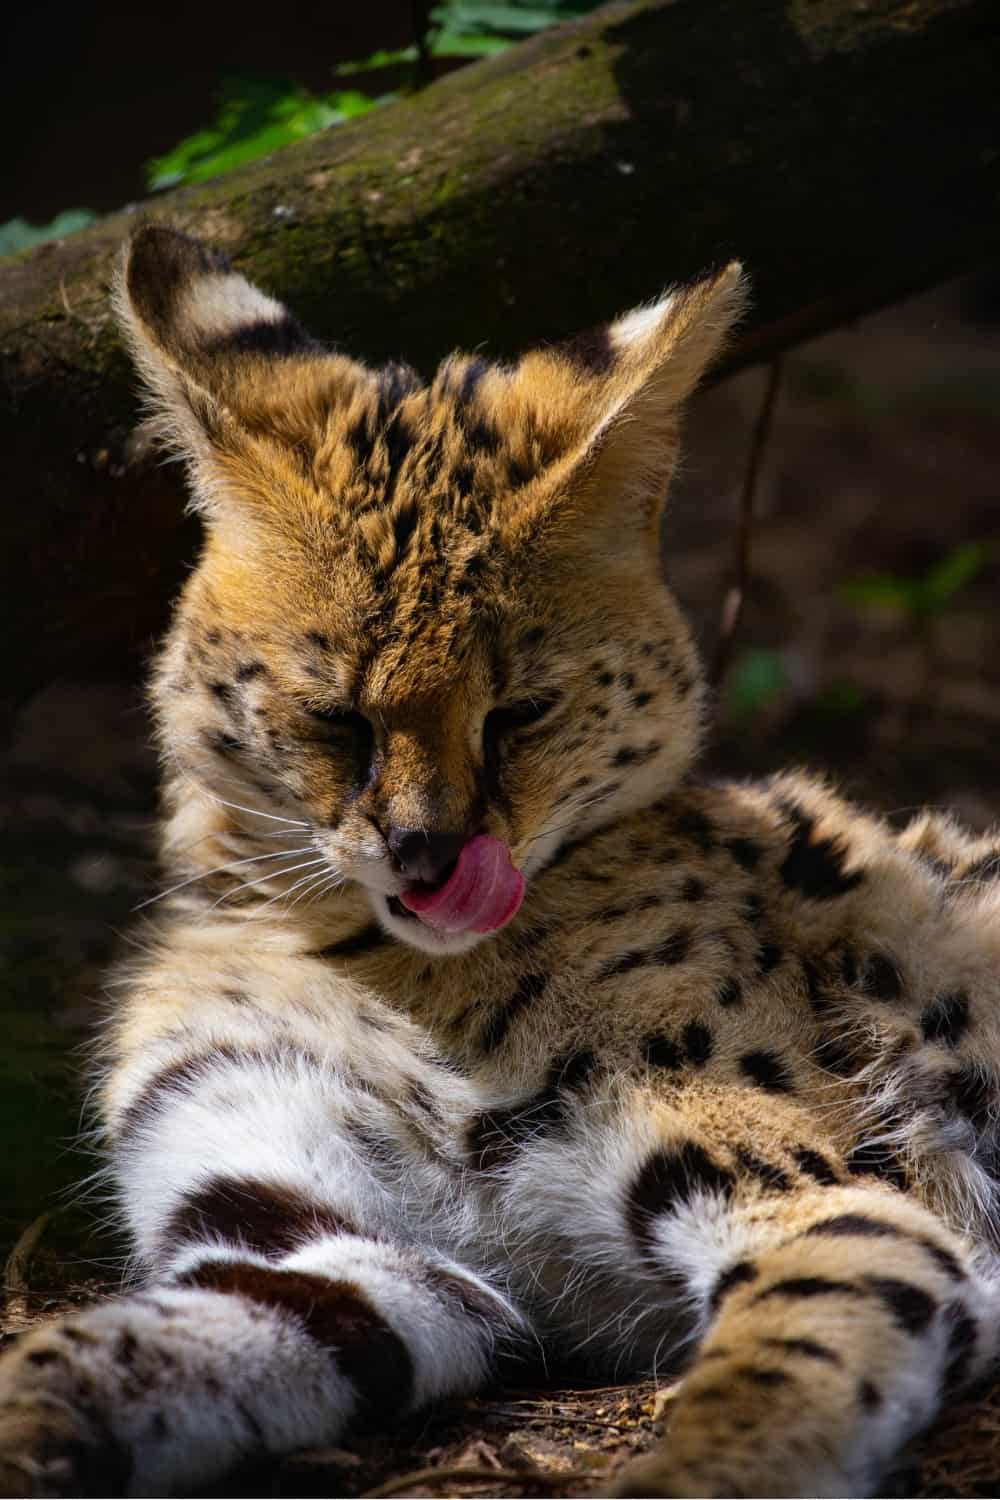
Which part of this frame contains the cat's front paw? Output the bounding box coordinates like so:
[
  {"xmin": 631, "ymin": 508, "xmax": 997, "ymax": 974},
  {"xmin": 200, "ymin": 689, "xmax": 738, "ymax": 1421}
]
[
  {"xmin": 0, "ymin": 1329, "xmax": 130, "ymax": 1500},
  {"xmin": 0, "ymin": 1393, "xmax": 120, "ymax": 1498}
]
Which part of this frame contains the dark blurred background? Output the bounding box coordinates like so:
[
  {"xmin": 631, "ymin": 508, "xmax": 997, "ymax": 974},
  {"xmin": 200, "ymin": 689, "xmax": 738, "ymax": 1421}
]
[{"xmin": 2, "ymin": 0, "xmax": 998, "ymax": 1323}]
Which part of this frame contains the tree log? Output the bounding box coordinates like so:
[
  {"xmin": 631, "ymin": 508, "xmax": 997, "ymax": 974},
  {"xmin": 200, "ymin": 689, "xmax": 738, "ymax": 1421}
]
[{"xmin": 2, "ymin": 0, "xmax": 998, "ymax": 709}]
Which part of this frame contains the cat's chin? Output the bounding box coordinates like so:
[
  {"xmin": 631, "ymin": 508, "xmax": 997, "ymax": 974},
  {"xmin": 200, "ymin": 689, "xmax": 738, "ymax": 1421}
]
[{"xmin": 370, "ymin": 892, "xmax": 492, "ymax": 956}]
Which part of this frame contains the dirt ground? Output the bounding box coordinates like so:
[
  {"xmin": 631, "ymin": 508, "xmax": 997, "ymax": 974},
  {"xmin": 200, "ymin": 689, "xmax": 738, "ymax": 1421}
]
[{"xmin": 2, "ymin": 270, "xmax": 999, "ymax": 1496}]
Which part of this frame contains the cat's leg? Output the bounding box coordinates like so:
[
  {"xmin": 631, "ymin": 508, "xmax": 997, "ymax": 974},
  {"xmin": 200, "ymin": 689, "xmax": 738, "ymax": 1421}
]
[
  {"xmin": 0, "ymin": 1038, "xmax": 522, "ymax": 1498},
  {"xmin": 480, "ymin": 1089, "xmax": 998, "ymax": 1498},
  {"xmin": 607, "ymin": 1181, "xmax": 997, "ymax": 1498}
]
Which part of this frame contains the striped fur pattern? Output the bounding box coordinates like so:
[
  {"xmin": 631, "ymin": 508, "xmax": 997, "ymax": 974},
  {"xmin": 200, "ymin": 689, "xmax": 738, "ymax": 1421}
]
[{"xmin": 2, "ymin": 225, "xmax": 999, "ymax": 1497}]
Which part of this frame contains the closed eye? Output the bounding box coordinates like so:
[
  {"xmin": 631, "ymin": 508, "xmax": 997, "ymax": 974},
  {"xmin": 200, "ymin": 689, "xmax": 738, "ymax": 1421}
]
[
  {"xmin": 304, "ymin": 704, "xmax": 375, "ymax": 763},
  {"xmin": 306, "ymin": 704, "xmax": 370, "ymax": 733},
  {"xmin": 484, "ymin": 693, "xmax": 561, "ymax": 741}
]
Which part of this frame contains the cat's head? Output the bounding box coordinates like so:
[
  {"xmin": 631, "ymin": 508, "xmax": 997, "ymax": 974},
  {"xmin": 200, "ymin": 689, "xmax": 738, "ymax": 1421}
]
[{"xmin": 117, "ymin": 225, "xmax": 745, "ymax": 954}]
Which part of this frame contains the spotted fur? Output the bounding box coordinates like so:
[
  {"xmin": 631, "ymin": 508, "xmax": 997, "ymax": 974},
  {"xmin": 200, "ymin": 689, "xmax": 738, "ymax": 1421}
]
[{"xmin": 2, "ymin": 225, "xmax": 999, "ymax": 1498}]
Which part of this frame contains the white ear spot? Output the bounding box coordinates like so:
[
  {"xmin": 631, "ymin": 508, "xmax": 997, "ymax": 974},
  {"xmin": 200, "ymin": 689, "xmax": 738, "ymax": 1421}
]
[
  {"xmin": 611, "ymin": 295, "xmax": 675, "ymax": 355},
  {"xmin": 179, "ymin": 272, "xmax": 288, "ymax": 341}
]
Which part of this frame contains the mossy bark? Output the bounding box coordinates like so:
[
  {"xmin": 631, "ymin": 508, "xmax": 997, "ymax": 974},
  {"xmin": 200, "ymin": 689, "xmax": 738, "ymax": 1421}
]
[{"xmin": 2, "ymin": 0, "xmax": 998, "ymax": 710}]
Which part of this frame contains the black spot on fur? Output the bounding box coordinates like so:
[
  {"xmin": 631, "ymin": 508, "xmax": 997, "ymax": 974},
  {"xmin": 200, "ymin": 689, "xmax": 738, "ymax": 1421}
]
[
  {"xmin": 390, "ymin": 500, "xmax": 420, "ymax": 560},
  {"xmin": 735, "ymin": 1149, "xmax": 790, "ymax": 1192},
  {"xmin": 479, "ymin": 971, "xmax": 548, "ymax": 1053},
  {"xmin": 814, "ymin": 1032, "xmax": 858, "ymax": 1077},
  {"xmin": 863, "ymin": 1276, "xmax": 937, "ymax": 1335},
  {"xmin": 676, "ymin": 808, "xmax": 716, "ymax": 851},
  {"xmin": 115, "ymin": 1043, "xmax": 323, "ymax": 1144},
  {"xmin": 725, "ymin": 837, "xmax": 763, "ymax": 871},
  {"xmin": 314, "ymin": 923, "xmax": 392, "ymax": 960},
  {"xmin": 466, "ymin": 1051, "xmax": 596, "ymax": 1172},
  {"xmin": 683, "ymin": 1021, "xmax": 714, "ymax": 1067},
  {"xmin": 860, "ymin": 953, "xmax": 903, "ymax": 1001},
  {"xmin": 681, "ymin": 876, "xmax": 705, "ymax": 903},
  {"xmin": 594, "ymin": 947, "xmax": 648, "ymax": 981},
  {"xmin": 792, "ymin": 1147, "xmax": 840, "ymax": 1184},
  {"xmin": 627, "ymin": 1143, "xmax": 734, "ymax": 1258},
  {"xmin": 176, "ymin": 1260, "xmax": 414, "ymax": 1410},
  {"xmin": 840, "ymin": 946, "xmax": 859, "ymax": 986},
  {"xmin": 740, "ymin": 1050, "xmax": 794, "ymax": 1093},
  {"xmin": 743, "ymin": 894, "xmax": 764, "ymax": 927},
  {"xmin": 452, "ymin": 460, "xmax": 475, "ymax": 498},
  {"xmin": 27, "ymin": 1347, "xmax": 65, "ymax": 1366},
  {"xmin": 562, "ymin": 323, "xmax": 616, "ymax": 373},
  {"xmin": 847, "ymin": 1138, "xmax": 908, "ymax": 1189},
  {"xmin": 305, "ymin": 630, "xmax": 331, "ymax": 650},
  {"xmin": 805, "ymin": 1215, "xmax": 964, "ymax": 1282},
  {"xmin": 642, "ymin": 1033, "xmax": 683, "ymax": 1070},
  {"xmin": 859, "ymin": 1379, "xmax": 882, "ymax": 1411},
  {"xmin": 613, "ymin": 743, "xmax": 659, "ymax": 769},
  {"xmin": 161, "ymin": 1177, "xmax": 356, "ymax": 1257},
  {"xmin": 778, "ymin": 803, "xmax": 864, "ymax": 900},
  {"xmin": 235, "ymin": 661, "xmax": 267, "ymax": 681},
  {"xmin": 755, "ymin": 942, "xmax": 783, "ymax": 975},
  {"xmin": 740, "ymin": 1366, "xmax": 790, "ymax": 1386},
  {"xmin": 802, "ymin": 958, "xmax": 832, "ymax": 1014},
  {"xmin": 753, "ymin": 1276, "xmax": 864, "ymax": 1306},
  {"xmin": 762, "ymin": 1336, "xmax": 841, "ymax": 1366},
  {"xmin": 921, "ymin": 991, "xmax": 970, "ymax": 1047},
  {"xmin": 632, "ymin": 690, "xmax": 654, "ymax": 709},
  {"xmin": 716, "ymin": 978, "xmax": 743, "ymax": 1007},
  {"xmin": 205, "ymin": 730, "xmax": 242, "ymax": 756},
  {"xmin": 942, "ymin": 1302, "xmax": 978, "ymax": 1393},
  {"xmin": 946, "ymin": 1064, "xmax": 993, "ymax": 1130},
  {"xmin": 347, "ymin": 411, "xmax": 376, "ymax": 465},
  {"xmin": 655, "ymin": 928, "xmax": 692, "ymax": 966},
  {"xmin": 710, "ymin": 1259, "xmax": 759, "ymax": 1309},
  {"xmin": 204, "ymin": 315, "xmax": 314, "ymax": 359}
]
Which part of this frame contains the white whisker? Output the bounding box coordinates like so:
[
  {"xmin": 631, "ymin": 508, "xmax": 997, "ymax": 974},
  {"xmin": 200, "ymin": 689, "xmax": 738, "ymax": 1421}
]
[
  {"xmin": 193, "ymin": 783, "xmax": 309, "ymax": 828},
  {"xmin": 133, "ymin": 847, "xmax": 314, "ymax": 911},
  {"xmin": 206, "ymin": 856, "xmax": 328, "ymax": 912}
]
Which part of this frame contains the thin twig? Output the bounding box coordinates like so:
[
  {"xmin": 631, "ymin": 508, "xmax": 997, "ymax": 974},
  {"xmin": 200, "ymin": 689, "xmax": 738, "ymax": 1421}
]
[
  {"xmin": 473, "ymin": 1406, "xmax": 629, "ymax": 1432},
  {"xmin": 2, "ymin": 1213, "xmax": 50, "ymax": 1333},
  {"xmin": 3, "ymin": 1213, "xmax": 50, "ymax": 1297},
  {"xmin": 361, "ymin": 1465, "xmax": 600, "ymax": 1497},
  {"xmin": 709, "ymin": 356, "xmax": 784, "ymax": 690}
]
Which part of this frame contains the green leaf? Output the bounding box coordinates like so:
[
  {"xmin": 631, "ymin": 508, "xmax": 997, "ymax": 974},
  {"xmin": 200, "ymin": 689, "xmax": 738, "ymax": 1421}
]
[
  {"xmin": 839, "ymin": 573, "xmax": 921, "ymax": 613},
  {"xmin": 918, "ymin": 541, "xmax": 991, "ymax": 614},
  {"xmin": 429, "ymin": 0, "xmax": 603, "ymax": 40},
  {"xmin": 146, "ymin": 73, "xmax": 380, "ymax": 192},
  {"xmin": 430, "ymin": 29, "xmax": 515, "ymax": 55},
  {"xmin": 0, "ymin": 210, "xmax": 96, "ymax": 258},
  {"xmin": 840, "ymin": 541, "xmax": 991, "ymax": 621},
  {"xmin": 335, "ymin": 46, "xmax": 419, "ymax": 76},
  {"xmin": 726, "ymin": 649, "xmax": 789, "ymax": 721},
  {"xmin": 433, "ymin": 2, "xmax": 574, "ymax": 30}
]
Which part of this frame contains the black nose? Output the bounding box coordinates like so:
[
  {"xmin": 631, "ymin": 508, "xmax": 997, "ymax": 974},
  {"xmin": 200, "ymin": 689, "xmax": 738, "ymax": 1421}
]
[{"xmin": 388, "ymin": 828, "xmax": 468, "ymax": 886}]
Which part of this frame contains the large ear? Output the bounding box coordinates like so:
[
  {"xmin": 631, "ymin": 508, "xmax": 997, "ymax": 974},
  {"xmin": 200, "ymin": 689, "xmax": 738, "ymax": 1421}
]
[
  {"xmin": 114, "ymin": 224, "xmax": 369, "ymax": 498},
  {"xmin": 529, "ymin": 262, "xmax": 748, "ymax": 556}
]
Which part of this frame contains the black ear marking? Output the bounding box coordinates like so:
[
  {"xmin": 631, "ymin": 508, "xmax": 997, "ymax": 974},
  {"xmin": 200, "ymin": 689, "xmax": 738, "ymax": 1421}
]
[
  {"xmin": 124, "ymin": 224, "xmax": 232, "ymax": 342},
  {"xmin": 121, "ymin": 223, "xmax": 315, "ymax": 377}
]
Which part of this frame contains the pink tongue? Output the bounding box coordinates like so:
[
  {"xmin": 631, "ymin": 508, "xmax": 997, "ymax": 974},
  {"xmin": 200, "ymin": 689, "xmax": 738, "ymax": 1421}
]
[{"xmin": 399, "ymin": 835, "xmax": 525, "ymax": 934}]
